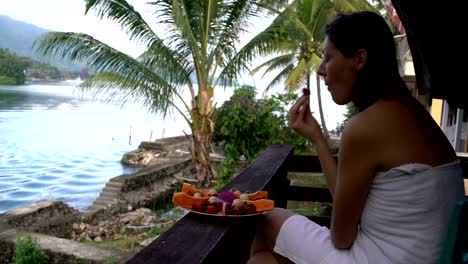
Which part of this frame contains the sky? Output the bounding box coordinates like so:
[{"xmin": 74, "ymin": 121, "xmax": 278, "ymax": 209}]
[{"xmin": 0, "ymin": 0, "xmax": 346, "ymax": 130}]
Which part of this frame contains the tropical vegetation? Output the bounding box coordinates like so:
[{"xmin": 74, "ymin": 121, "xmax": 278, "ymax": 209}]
[
  {"xmin": 34, "ymin": 0, "xmax": 287, "ymax": 187},
  {"xmin": 213, "ymin": 85, "xmax": 307, "ymax": 188},
  {"xmin": 233, "ymin": 0, "xmax": 377, "ymax": 139},
  {"xmin": 0, "ymin": 48, "xmax": 75, "ymax": 84},
  {"xmin": 0, "ymin": 48, "xmax": 29, "ymax": 84}
]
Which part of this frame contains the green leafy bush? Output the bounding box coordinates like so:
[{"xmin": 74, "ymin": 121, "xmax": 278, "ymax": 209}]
[
  {"xmin": 213, "ymin": 85, "xmax": 307, "ymax": 188},
  {"xmin": 15, "ymin": 236, "xmax": 48, "ymax": 264}
]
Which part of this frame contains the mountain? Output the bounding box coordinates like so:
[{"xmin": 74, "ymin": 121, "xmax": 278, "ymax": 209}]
[{"xmin": 0, "ymin": 15, "xmax": 83, "ymax": 72}]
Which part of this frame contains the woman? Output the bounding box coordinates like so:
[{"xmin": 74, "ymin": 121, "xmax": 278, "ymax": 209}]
[{"xmin": 249, "ymin": 11, "xmax": 464, "ymax": 264}]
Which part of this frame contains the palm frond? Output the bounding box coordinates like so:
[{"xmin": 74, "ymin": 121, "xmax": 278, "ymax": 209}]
[
  {"xmin": 84, "ymin": 0, "xmax": 159, "ymax": 46},
  {"xmin": 79, "ymin": 72, "xmax": 189, "ymax": 121},
  {"xmin": 34, "ymin": 32, "xmax": 188, "ymax": 115},
  {"xmin": 251, "ymin": 53, "xmax": 295, "ymax": 78},
  {"xmin": 218, "ymin": 9, "xmax": 291, "ymax": 87},
  {"xmin": 285, "ymin": 58, "xmax": 307, "ymax": 90},
  {"xmin": 139, "ymin": 42, "xmax": 194, "ymax": 92},
  {"xmin": 263, "ymin": 63, "xmax": 295, "ymax": 93}
]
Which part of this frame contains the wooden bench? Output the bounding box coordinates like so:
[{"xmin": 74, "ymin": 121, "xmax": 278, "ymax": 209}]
[{"xmin": 126, "ymin": 144, "xmax": 468, "ymax": 263}]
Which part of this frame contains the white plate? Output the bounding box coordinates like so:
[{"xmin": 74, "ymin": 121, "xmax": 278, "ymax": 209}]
[{"xmin": 180, "ymin": 206, "xmax": 263, "ymax": 217}]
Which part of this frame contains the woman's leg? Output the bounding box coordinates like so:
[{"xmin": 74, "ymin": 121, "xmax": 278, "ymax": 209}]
[{"xmin": 249, "ymin": 208, "xmax": 296, "ymax": 264}]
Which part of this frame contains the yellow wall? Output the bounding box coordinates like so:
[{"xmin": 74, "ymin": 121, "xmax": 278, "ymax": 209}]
[{"xmin": 430, "ymin": 99, "xmax": 443, "ymax": 126}]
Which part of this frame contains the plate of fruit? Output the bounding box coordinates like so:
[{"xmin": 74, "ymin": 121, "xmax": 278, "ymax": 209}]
[{"xmin": 172, "ymin": 183, "xmax": 274, "ymax": 217}]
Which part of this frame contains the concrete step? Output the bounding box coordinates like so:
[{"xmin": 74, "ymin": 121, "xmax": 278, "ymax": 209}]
[
  {"xmin": 99, "ymin": 192, "xmax": 118, "ymax": 199},
  {"xmin": 108, "ymin": 177, "xmax": 124, "ymax": 184},
  {"xmin": 106, "ymin": 181, "xmax": 123, "ymax": 188},
  {"xmin": 89, "ymin": 201, "xmax": 113, "ymax": 211},
  {"xmin": 94, "ymin": 197, "xmax": 117, "ymax": 204},
  {"xmin": 104, "ymin": 185, "xmax": 121, "ymax": 192}
]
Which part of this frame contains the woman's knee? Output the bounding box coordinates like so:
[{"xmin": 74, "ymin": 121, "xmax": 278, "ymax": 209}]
[
  {"xmin": 248, "ymin": 251, "xmax": 279, "ymax": 264},
  {"xmin": 259, "ymin": 208, "xmax": 296, "ymax": 249}
]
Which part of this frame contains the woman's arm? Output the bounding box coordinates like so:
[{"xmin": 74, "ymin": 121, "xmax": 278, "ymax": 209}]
[
  {"xmin": 289, "ymin": 97, "xmax": 377, "ymax": 249},
  {"xmin": 330, "ymin": 116, "xmax": 377, "ymax": 249},
  {"xmin": 289, "ymin": 96, "xmax": 338, "ymax": 197}
]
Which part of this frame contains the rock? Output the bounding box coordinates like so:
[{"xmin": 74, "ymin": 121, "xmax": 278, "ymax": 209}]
[
  {"xmin": 94, "ymin": 236, "xmax": 103, "ymax": 242},
  {"xmin": 79, "ymin": 232, "xmax": 87, "ymax": 242},
  {"xmin": 139, "ymin": 236, "xmax": 158, "ymax": 247},
  {"xmin": 72, "ymin": 223, "xmax": 79, "ymax": 229},
  {"xmin": 79, "ymin": 223, "xmax": 86, "ymax": 231}
]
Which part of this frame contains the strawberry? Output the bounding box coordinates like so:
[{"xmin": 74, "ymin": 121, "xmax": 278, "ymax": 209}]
[
  {"xmin": 206, "ymin": 205, "xmax": 218, "ymax": 214},
  {"xmin": 246, "ymin": 204, "xmax": 257, "ymax": 214},
  {"xmin": 229, "ymin": 205, "xmax": 242, "ymax": 215},
  {"xmin": 302, "ymin": 88, "xmax": 310, "ymax": 96},
  {"xmin": 207, "ymin": 202, "xmax": 223, "ymax": 211},
  {"xmin": 192, "ymin": 202, "xmax": 205, "ymax": 212}
]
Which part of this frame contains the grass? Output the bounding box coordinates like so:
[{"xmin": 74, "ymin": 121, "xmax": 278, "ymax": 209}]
[
  {"xmin": 15, "ymin": 235, "xmax": 49, "ymax": 264},
  {"xmin": 81, "ymin": 225, "xmax": 171, "ymax": 252}
]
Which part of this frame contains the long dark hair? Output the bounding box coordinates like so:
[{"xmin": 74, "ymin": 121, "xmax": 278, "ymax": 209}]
[{"xmin": 325, "ymin": 11, "xmax": 409, "ymax": 111}]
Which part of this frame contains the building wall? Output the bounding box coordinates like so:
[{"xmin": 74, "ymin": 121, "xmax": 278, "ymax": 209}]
[
  {"xmin": 440, "ymin": 101, "xmax": 468, "ymax": 152},
  {"xmin": 430, "ymin": 99, "xmax": 443, "ymax": 126}
]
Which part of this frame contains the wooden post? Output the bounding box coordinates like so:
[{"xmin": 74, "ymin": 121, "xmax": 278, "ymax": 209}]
[{"xmin": 129, "ymin": 126, "xmax": 132, "ymax": 145}]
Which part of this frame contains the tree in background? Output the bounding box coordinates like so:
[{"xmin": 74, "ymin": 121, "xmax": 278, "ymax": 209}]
[
  {"xmin": 34, "ymin": 0, "xmax": 285, "ymax": 187},
  {"xmin": 213, "ymin": 85, "xmax": 307, "ymax": 188},
  {"xmin": 232, "ymin": 0, "xmax": 377, "ymax": 139},
  {"xmin": 0, "ymin": 48, "xmax": 30, "ymax": 84}
]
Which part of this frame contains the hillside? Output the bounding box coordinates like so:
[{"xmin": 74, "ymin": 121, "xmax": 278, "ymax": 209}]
[{"xmin": 0, "ymin": 15, "xmax": 83, "ymax": 72}]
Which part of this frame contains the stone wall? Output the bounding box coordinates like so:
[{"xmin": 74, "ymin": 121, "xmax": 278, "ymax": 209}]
[
  {"xmin": 121, "ymin": 136, "xmax": 192, "ymax": 167},
  {"xmin": 120, "ymin": 158, "xmax": 192, "ymax": 192},
  {"xmin": 2, "ymin": 200, "xmax": 80, "ymax": 239}
]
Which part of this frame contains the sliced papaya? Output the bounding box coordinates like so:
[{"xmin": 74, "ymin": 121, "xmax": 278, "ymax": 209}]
[
  {"xmin": 181, "ymin": 183, "xmax": 209, "ymax": 197},
  {"xmin": 248, "ymin": 191, "xmax": 268, "ymax": 200},
  {"xmin": 172, "ymin": 192, "xmax": 209, "ymax": 210},
  {"xmin": 247, "ymin": 199, "xmax": 274, "ymax": 212}
]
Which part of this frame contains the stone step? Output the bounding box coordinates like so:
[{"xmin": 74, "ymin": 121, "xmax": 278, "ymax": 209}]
[
  {"xmin": 94, "ymin": 197, "xmax": 117, "ymax": 204},
  {"xmin": 89, "ymin": 201, "xmax": 113, "ymax": 211},
  {"xmin": 108, "ymin": 177, "xmax": 124, "ymax": 184},
  {"xmin": 106, "ymin": 181, "xmax": 123, "ymax": 187},
  {"xmin": 103, "ymin": 186, "xmax": 122, "ymax": 192},
  {"xmin": 100, "ymin": 191, "xmax": 118, "ymax": 199}
]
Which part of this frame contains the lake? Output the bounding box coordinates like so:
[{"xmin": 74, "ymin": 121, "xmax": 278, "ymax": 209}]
[{"xmin": 0, "ymin": 82, "xmax": 190, "ymax": 213}]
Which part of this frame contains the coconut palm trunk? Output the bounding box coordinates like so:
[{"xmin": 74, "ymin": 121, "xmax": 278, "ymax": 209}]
[
  {"xmin": 190, "ymin": 90, "xmax": 217, "ymax": 187},
  {"xmin": 316, "ymin": 74, "xmax": 329, "ymax": 139}
]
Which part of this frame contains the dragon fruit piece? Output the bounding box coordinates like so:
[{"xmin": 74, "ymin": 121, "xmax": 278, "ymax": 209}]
[{"xmin": 217, "ymin": 191, "xmax": 237, "ymax": 204}]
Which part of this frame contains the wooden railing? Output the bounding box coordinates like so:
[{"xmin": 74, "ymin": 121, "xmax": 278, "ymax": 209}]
[{"xmin": 126, "ymin": 144, "xmax": 468, "ymax": 264}]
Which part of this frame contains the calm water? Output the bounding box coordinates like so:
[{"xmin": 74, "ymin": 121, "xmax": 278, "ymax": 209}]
[{"xmin": 0, "ymin": 82, "xmax": 189, "ymax": 213}]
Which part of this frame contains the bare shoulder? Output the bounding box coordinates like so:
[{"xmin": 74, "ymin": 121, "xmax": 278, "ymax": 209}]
[
  {"xmin": 341, "ymin": 103, "xmax": 385, "ymax": 143},
  {"xmin": 343, "ymin": 97, "xmax": 457, "ymax": 169}
]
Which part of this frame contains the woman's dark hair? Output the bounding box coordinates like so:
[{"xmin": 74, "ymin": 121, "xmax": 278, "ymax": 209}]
[{"xmin": 325, "ymin": 11, "xmax": 409, "ymax": 110}]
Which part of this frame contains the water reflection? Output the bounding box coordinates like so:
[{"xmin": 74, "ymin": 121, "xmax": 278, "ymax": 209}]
[
  {"xmin": 0, "ymin": 83, "xmax": 170, "ymax": 213},
  {"xmin": 0, "ymin": 87, "xmax": 81, "ymax": 111}
]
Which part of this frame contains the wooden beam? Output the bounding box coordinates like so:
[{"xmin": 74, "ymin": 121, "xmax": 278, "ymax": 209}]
[{"xmin": 288, "ymin": 186, "xmax": 332, "ymax": 202}]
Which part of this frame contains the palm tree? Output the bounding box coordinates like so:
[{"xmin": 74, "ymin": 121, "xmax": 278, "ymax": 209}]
[
  {"xmin": 235, "ymin": 0, "xmax": 377, "ymax": 139},
  {"xmin": 34, "ymin": 0, "xmax": 283, "ymax": 187}
]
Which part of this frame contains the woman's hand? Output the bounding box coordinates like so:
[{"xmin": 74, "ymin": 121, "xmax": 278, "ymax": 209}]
[{"xmin": 288, "ymin": 96, "xmax": 324, "ymax": 142}]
